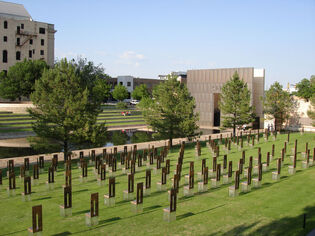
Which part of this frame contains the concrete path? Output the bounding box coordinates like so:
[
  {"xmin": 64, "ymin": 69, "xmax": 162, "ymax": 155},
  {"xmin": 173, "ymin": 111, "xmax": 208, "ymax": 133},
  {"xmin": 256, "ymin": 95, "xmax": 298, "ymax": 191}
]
[{"xmin": 0, "ymin": 137, "xmax": 31, "ymax": 147}]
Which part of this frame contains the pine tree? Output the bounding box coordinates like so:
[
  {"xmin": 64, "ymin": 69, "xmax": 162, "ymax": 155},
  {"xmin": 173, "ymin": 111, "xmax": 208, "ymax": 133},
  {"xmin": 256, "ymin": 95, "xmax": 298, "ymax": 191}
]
[
  {"xmin": 28, "ymin": 59, "xmax": 107, "ymax": 160},
  {"xmin": 219, "ymin": 71, "xmax": 255, "ymax": 136},
  {"xmin": 139, "ymin": 75, "xmax": 199, "ymax": 146}
]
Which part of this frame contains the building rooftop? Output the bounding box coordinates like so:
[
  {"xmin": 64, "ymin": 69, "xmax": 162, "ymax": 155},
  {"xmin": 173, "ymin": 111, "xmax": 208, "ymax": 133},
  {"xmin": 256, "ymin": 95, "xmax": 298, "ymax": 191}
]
[{"xmin": 0, "ymin": 1, "xmax": 32, "ymax": 20}]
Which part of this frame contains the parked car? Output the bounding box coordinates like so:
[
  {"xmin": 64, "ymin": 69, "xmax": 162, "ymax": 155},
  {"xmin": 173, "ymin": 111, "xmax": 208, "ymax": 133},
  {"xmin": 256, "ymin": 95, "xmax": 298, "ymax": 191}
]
[{"xmin": 130, "ymin": 100, "xmax": 139, "ymax": 105}]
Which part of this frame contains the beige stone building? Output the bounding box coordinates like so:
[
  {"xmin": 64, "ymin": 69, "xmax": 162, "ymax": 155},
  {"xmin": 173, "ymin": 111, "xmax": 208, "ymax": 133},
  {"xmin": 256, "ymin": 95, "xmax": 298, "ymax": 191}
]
[
  {"xmin": 186, "ymin": 67, "xmax": 265, "ymax": 129},
  {"xmin": 0, "ymin": 1, "xmax": 56, "ymax": 72}
]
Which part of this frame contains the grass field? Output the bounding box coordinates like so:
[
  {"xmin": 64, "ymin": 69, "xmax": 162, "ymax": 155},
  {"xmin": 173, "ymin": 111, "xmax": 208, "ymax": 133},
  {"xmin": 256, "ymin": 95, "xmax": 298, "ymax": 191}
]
[
  {"xmin": 0, "ymin": 132, "xmax": 314, "ymax": 235},
  {"xmin": 0, "ymin": 108, "xmax": 145, "ymax": 134}
]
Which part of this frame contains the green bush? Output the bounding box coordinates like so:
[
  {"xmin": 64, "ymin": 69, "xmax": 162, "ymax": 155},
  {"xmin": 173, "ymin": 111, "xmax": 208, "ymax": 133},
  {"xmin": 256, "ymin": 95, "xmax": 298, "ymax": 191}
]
[{"xmin": 116, "ymin": 101, "xmax": 127, "ymax": 109}]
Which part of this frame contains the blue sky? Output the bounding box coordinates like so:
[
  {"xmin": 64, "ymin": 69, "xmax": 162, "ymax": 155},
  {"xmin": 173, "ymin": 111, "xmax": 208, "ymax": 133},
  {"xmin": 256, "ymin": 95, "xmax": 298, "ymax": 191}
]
[{"xmin": 11, "ymin": 0, "xmax": 315, "ymax": 88}]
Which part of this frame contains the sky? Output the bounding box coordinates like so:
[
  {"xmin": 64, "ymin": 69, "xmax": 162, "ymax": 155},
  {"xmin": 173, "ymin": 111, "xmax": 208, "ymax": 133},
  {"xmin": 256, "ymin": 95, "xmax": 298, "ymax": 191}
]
[{"xmin": 9, "ymin": 0, "xmax": 315, "ymax": 88}]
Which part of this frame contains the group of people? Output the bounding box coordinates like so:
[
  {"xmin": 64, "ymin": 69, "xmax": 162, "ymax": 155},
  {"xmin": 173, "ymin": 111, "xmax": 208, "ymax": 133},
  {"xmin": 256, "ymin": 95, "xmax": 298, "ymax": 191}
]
[{"xmin": 121, "ymin": 111, "xmax": 131, "ymax": 116}]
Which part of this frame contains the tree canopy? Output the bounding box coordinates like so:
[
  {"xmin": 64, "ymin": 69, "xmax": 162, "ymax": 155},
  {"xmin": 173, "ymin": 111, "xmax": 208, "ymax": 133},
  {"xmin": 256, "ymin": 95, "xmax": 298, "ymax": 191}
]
[
  {"xmin": 307, "ymin": 78, "xmax": 315, "ymax": 126},
  {"xmin": 112, "ymin": 84, "xmax": 129, "ymax": 101},
  {"xmin": 219, "ymin": 71, "xmax": 255, "ymax": 136},
  {"xmin": 28, "ymin": 59, "xmax": 107, "ymax": 160},
  {"xmin": 294, "ymin": 76, "xmax": 315, "ymax": 101},
  {"xmin": 72, "ymin": 57, "xmax": 112, "ymax": 103},
  {"xmin": 132, "ymin": 84, "xmax": 150, "ymax": 100},
  {"xmin": 0, "ymin": 59, "xmax": 48, "ymax": 100},
  {"xmin": 263, "ymin": 82, "xmax": 295, "ymax": 131},
  {"xmin": 139, "ymin": 75, "xmax": 199, "ymax": 146}
]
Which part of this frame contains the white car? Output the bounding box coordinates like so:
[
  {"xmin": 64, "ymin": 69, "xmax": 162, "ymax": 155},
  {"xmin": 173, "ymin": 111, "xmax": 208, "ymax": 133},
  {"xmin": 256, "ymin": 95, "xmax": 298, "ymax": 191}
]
[{"xmin": 130, "ymin": 100, "xmax": 139, "ymax": 105}]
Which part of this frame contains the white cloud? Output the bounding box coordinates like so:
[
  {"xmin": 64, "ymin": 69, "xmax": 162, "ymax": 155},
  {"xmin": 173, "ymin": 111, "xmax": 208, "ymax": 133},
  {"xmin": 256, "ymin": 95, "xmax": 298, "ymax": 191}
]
[
  {"xmin": 120, "ymin": 51, "xmax": 145, "ymax": 60},
  {"xmin": 55, "ymin": 49, "xmax": 86, "ymax": 61},
  {"xmin": 116, "ymin": 51, "xmax": 146, "ymax": 67}
]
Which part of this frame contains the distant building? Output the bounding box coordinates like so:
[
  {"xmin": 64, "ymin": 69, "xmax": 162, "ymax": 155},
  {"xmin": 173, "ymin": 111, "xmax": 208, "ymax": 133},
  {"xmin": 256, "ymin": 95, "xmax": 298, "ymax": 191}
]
[
  {"xmin": 0, "ymin": 1, "xmax": 56, "ymax": 72},
  {"xmin": 186, "ymin": 67, "xmax": 265, "ymax": 129},
  {"xmin": 108, "ymin": 76, "xmax": 162, "ymax": 100},
  {"xmin": 158, "ymin": 71, "xmax": 187, "ymax": 83}
]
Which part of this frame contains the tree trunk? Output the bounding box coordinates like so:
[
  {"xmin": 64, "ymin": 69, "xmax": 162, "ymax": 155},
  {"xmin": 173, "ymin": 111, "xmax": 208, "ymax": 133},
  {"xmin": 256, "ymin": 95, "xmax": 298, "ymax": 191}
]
[
  {"xmin": 233, "ymin": 124, "xmax": 236, "ymax": 137},
  {"xmin": 169, "ymin": 138, "xmax": 173, "ymax": 148},
  {"xmin": 63, "ymin": 139, "xmax": 68, "ymax": 162}
]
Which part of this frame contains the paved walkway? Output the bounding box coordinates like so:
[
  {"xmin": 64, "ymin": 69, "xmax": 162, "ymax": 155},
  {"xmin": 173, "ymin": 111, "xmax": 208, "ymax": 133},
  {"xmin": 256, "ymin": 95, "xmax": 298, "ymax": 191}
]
[{"xmin": 0, "ymin": 130, "xmax": 263, "ymax": 169}]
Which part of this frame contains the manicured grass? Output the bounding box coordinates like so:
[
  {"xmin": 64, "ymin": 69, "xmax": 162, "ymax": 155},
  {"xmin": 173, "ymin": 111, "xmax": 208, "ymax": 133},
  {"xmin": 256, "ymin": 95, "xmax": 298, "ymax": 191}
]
[
  {"xmin": 0, "ymin": 132, "xmax": 314, "ymax": 235},
  {"xmin": 0, "ymin": 109, "xmax": 145, "ymax": 134}
]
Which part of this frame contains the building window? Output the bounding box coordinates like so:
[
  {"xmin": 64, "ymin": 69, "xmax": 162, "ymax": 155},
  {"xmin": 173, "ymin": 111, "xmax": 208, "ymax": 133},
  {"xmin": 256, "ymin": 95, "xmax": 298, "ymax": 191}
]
[
  {"xmin": 40, "ymin": 50, "xmax": 44, "ymax": 55},
  {"xmin": 29, "ymin": 50, "xmax": 32, "ymax": 58},
  {"xmin": 120, "ymin": 82, "xmax": 123, "ymax": 85},
  {"xmin": 4, "ymin": 21, "xmax": 7, "ymax": 29},
  {"xmin": 3, "ymin": 50, "xmax": 8, "ymax": 63},
  {"xmin": 21, "ymin": 24, "xmax": 24, "ymax": 29},
  {"xmin": 16, "ymin": 51, "xmax": 21, "ymax": 60},
  {"xmin": 39, "ymin": 27, "xmax": 45, "ymax": 34},
  {"xmin": 17, "ymin": 38, "xmax": 20, "ymax": 46},
  {"xmin": 17, "ymin": 26, "xmax": 20, "ymax": 34},
  {"xmin": 41, "ymin": 39, "xmax": 44, "ymax": 46},
  {"xmin": 3, "ymin": 70, "xmax": 7, "ymax": 75},
  {"xmin": 3, "ymin": 36, "xmax": 7, "ymax": 42},
  {"xmin": 127, "ymin": 82, "xmax": 131, "ymax": 87},
  {"xmin": 30, "ymin": 39, "xmax": 33, "ymax": 45}
]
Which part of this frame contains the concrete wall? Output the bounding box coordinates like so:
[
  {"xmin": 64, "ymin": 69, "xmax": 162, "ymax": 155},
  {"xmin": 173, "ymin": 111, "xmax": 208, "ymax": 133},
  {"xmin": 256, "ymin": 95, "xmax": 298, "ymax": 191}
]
[{"xmin": 187, "ymin": 67, "xmax": 265, "ymax": 128}]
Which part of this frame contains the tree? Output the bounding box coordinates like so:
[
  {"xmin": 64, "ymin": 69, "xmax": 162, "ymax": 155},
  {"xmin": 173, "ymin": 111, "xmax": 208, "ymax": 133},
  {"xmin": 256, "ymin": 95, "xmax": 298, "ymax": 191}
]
[
  {"xmin": 307, "ymin": 77, "xmax": 315, "ymax": 126},
  {"xmin": 294, "ymin": 76, "xmax": 315, "ymax": 101},
  {"xmin": 112, "ymin": 84, "xmax": 129, "ymax": 101},
  {"xmin": 219, "ymin": 71, "xmax": 255, "ymax": 136},
  {"xmin": 72, "ymin": 57, "xmax": 112, "ymax": 103},
  {"xmin": 263, "ymin": 82, "xmax": 295, "ymax": 131},
  {"xmin": 139, "ymin": 75, "xmax": 199, "ymax": 147},
  {"xmin": 0, "ymin": 59, "xmax": 48, "ymax": 100},
  {"xmin": 132, "ymin": 84, "xmax": 150, "ymax": 100},
  {"xmin": 28, "ymin": 59, "xmax": 107, "ymax": 160}
]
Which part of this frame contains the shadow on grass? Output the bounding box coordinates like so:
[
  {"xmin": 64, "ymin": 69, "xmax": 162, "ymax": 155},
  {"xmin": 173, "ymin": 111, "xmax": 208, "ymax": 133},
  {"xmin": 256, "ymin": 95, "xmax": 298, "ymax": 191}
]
[
  {"xmin": 177, "ymin": 212, "xmax": 195, "ymax": 220},
  {"xmin": 144, "ymin": 204, "xmax": 162, "ymax": 211},
  {"xmin": 72, "ymin": 209, "xmax": 89, "ymax": 216},
  {"xmin": 73, "ymin": 189, "xmax": 88, "ymax": 193},
  {"xmin": 99, "ymin": 216, "xmax": 121, "ymax": 225},
  {"xmin": 52, "ymin": 231, "xmax": 72, "ymax": 236},
  {"xmin": 1, "ymin": 229, "xmax": 26, "ymax": 236},
  {"xmin": 33, "ymin": 196, "xmax": 52, "ymax": 201},
  {"xmin": 209, "ymin": 205, "xmax": 315, "ymax": 235}
]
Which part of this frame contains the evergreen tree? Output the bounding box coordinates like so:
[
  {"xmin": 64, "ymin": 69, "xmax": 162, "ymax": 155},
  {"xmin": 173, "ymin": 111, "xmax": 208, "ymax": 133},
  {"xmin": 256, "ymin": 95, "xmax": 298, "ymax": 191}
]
[
  {"xmin": 0, "ymin": 59, "xmax": 48, "ymax": 100},
  {"xmin": 219, "ymin": 71, "xmax": 255, "ymax": 136},
  {"xmin": 139, "ymin": 75, "xmax": 199, "ymax": 147},
  {"xmin": 28, "ymin": 59, "xmax": 107, "ymax": 160},
  {"xmin": 263, "ymin": 82, "xmax": 295, "ymax": 131}
]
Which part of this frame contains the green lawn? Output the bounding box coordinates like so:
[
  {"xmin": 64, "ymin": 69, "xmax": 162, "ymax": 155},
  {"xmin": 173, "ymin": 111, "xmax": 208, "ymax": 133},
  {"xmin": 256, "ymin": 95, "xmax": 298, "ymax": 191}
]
[
  {"xmin": 0, "ymin": 132, "xmax": 314, "ymax": 235},
  {"xmin": 0, "ymin": 109, "xmax": 145, "ymax": 133}
]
